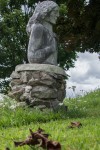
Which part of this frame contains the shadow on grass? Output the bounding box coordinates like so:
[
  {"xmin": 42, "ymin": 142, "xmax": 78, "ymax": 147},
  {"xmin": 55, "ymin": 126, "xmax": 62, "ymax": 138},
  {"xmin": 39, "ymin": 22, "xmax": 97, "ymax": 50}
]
[
  {"xmin": 65, "ymin": 108, "xmax": 87, "ymax": 118},
  {"xmin": 0, "ymin": 105, "xmax": 88, "ymax": 128}
]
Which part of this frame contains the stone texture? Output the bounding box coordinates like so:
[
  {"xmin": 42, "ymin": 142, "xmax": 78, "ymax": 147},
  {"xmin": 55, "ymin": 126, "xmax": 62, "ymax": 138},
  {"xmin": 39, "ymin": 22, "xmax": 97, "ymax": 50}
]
[
  {"xmin": 31, "ymin": 86, "xmax": 57, "ymax": 99},
  {"xmin": 11, "ymin": 85, "xmax": 26, "ymax": 92},
  {"xmin": 20, "ymin": 72, "xmax": 32, "ymax": 83},
  {"xmin": 8, "ymin": 1, "xmax": 67, "ymax": 110},
  {"xmin": 8, "ymin": 89, "xmax": 24, "ymax": 101},
  {"xmin": 26, "ymin": 1, "xmax": 59, "ymax": 65},
  {"xmin": 10, "ymin": 79, "xmax": 22, "ymax": 87},
  {"xmin": 10, "ymin": 71, "xmax": 20, "ymax": 79},
  {"xmin": 9, "ymin": 64, "xmax": 66, "ymax": 109},
  {"xmin": 15, "ymin": 64, "xmax": 67, "ymax": 77}
]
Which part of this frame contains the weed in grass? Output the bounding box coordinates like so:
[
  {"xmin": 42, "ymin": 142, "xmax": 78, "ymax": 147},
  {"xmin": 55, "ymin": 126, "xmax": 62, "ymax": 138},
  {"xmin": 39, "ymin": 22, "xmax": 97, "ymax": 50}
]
[{"xmin": 64, "ymin": 89, "xmax": 100, "ymax": 118}]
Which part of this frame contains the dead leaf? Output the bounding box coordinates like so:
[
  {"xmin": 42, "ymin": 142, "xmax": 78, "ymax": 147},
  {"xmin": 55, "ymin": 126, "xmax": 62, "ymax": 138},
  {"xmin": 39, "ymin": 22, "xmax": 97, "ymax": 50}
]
[
  {"xmin": 14, "ymin": 128, "xmax": 61, "ymax": 150},
  {"xmin": 47, "ymin": 140, "xmax": 61, "ymax": 150},
  {"xmin": 68, "ymin": 121, "xmax": 82, "ymax": 128}
]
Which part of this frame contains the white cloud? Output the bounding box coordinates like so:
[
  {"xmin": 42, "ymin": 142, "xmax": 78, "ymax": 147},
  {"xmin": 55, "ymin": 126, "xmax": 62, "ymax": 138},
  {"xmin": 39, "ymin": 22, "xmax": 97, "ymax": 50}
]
[{"xmin": 66, "ymin": 52, "xmax": 100, "ymax": 97}]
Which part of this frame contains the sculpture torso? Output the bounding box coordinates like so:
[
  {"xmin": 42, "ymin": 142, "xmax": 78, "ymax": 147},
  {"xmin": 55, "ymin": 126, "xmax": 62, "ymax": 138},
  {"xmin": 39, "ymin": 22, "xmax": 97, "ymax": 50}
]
[
  {"xmin": 28, "ymin": 23, "xmax": 57, "ymax": 65},
  {"xmin": 27, "ymin": 1, "xmax": 59, "ymax": 65}
]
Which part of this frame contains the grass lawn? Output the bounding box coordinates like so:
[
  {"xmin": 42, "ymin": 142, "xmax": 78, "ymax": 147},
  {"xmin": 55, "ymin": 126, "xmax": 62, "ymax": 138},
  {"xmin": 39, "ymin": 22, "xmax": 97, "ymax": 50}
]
[{"xmin": 0, "ymin": 89, "xmax": 100, "ymax": 150}]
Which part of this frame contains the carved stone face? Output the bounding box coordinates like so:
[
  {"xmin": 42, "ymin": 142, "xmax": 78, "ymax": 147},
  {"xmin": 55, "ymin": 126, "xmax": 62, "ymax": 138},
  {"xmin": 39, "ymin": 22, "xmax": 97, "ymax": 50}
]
[{"xmin": 46, "ymin": 7, "xmax": 59, "ymax": 24}]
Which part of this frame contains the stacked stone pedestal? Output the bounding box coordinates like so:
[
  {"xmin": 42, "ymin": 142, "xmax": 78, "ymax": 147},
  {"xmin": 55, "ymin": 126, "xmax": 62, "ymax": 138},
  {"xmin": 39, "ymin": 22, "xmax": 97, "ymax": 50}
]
[{"xmin": 9, "ymin": 64, "xmax": 67, "ymax": 109}]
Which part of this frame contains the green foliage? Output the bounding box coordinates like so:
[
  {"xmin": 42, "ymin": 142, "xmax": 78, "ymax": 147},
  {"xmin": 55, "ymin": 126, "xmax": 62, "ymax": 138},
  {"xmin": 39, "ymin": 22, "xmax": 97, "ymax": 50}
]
[
  {"xmin": 0, "ymin": 3, "xmax": 29, "ymax": 78},
  {"xmin": 58, "ymin": 43, "xmax": 77, "ymax": 69},
  {"xmin": 0, "ymin": 0, "xmax": 77, "ymax": 93},
  {"xmin": 57, "ymin": 0, "xmax": 100, "ymax": 53},
  {"xmin": 0, "ymin": 79, "xmax": 10, "ymax": 94},
  {"xmin": 0, "ymin": 0, "xmax": 100, "ymax": 92},
  {"xmin": 0, "ymin": 0, "xmax": 35, "ymax": 92}
]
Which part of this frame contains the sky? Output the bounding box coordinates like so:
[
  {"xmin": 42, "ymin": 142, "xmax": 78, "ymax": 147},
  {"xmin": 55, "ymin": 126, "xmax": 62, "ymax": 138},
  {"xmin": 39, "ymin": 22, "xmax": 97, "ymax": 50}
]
[{"xmin": 66, "ymin": 52, "xmax": 100, "ymax": 98}]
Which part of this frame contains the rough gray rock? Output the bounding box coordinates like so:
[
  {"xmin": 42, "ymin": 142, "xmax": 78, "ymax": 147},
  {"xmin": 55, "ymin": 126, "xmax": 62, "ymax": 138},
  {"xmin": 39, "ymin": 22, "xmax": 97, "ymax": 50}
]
[
  {"xmin": 31, "ymin": 86, "xmax": 57, "ymax": 99},
  {"xmin": 10, "ymin": 71, "xmax": 20, "ymax": 79},
  {"xmin": 15, "ymin": 64, "xmax": 67, "ymax": 77},
  {"xmin": 26, "ymin": 1, "xmax": 59, "ymax": 65},
  {"xmin": 9, "ymin": 64, "xmax": 66, "ymax": 109},
  {"xmin": 10, "ymin": 79, "xmax": 22, "ymax": 87}
]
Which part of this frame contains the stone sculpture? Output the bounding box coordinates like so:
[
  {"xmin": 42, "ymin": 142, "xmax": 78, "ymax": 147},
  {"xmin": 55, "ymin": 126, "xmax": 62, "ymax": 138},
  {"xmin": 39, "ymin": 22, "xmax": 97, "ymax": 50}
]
[
  {"xmin": 26, "ymin": 1, "xmax": 59, "ymax": 65},
  {"xmin": 9, "ymin": 1, "xmax": 67, "ymax": 110}
]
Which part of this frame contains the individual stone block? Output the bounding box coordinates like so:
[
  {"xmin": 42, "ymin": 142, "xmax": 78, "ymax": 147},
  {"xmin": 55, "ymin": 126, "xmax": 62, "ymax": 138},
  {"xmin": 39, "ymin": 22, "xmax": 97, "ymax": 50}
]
[
  {"xmin": 15, "ymin": 64, "xmax": 67, "ymax": 77},
  {"xmin": 20, "ymin": 71, "xmax": 32, "ymax": 83},
  {"xmin": 28, "ymin": 77, "xmax": 55, "ymax": 87},
  {"xmin": 28, "ymin": 78, "xmax": 40, "ymax": 86},
  {"xmin": 10, "ymin": 71, "xmax": 20, "ymax": 79},
  {"xmin": 31, "ymin": 86, "xmax": 57, "ymax": 99},
  {"xmin": 11, "ymin": 85, "xmax": 26, "ymax": 92},
  {"xmin": 57, "ymin": 89, "xmax": 66, "ymax": 101},
  {"xmin": 30, "ymin": 100, "xmax": 51, "ymax": 107},
  {"xmin": 9, "ymin": 79, "xmax": 22, "ymax": 87},
  {"xmin": 31, "ymin": 71, "xmax": 41, "ymax": 79},
  {"xmin": 8, "ymin": 89, "xmax": 24, "ymax": 101},
  {"xmin": 20, "ymin": 86, "xmax": 32, "ymax": 102}
]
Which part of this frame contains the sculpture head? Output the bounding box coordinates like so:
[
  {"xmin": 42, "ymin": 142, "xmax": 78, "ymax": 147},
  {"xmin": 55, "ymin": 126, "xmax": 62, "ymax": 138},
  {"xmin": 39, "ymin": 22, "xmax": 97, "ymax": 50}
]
[
  {"xmin": 34, "ymin": 1, "xmax": 59, "ymax": 24},
  {"xmin": 27, "ymin": 1, "xmax": 59, "ymax": 34}
]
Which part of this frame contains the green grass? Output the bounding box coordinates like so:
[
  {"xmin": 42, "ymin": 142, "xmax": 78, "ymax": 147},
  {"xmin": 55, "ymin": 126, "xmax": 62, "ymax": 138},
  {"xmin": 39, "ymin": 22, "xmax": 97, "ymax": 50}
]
[{"xmin": 0, "ymin": 89, "xmax": 100, "ymax": 150}]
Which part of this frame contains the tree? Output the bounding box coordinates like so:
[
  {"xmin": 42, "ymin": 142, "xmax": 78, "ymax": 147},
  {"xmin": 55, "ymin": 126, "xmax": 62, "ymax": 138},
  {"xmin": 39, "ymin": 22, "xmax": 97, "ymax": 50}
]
[
  {"xmin": 56, "ymin": 0, "xmax": 100, "ymax": 53},
  {"xmin": 56, "ymin": 0, "xmax": 100, "ymax": 68},
  {"xmin": 0, "ymin": 0, "xmax": 100, "ymax": 93},
  {"xmin": 0, "ymin": 0, "xmax": 36, "ymax": 78},
  {"xmin": 0, "ymin": 0, "xmax": 35, "ymax": 92}
]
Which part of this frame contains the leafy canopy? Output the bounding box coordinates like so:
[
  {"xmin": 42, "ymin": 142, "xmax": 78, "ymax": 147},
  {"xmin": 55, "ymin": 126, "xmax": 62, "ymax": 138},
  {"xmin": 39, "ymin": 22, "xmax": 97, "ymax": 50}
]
[{"xmin": 0, "ymin": 0, "xmax": 100, "ymax": 92}]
